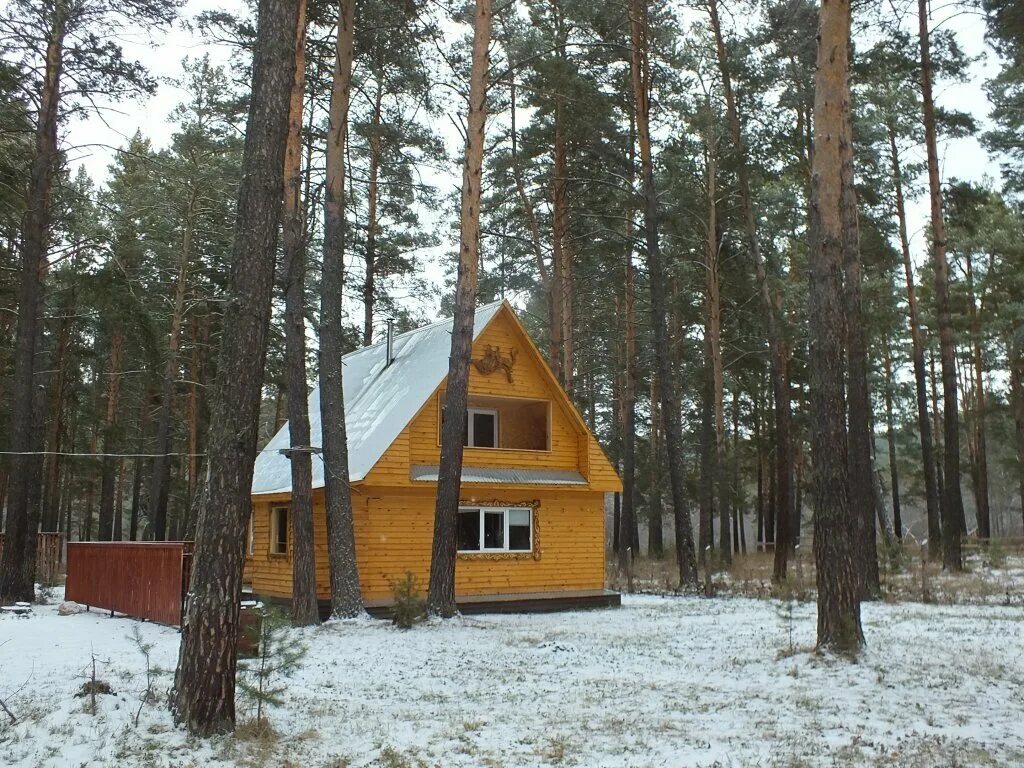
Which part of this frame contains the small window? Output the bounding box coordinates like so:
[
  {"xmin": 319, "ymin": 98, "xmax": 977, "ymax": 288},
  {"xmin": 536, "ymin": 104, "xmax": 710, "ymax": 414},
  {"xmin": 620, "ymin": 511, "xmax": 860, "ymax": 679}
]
[
  {"xmin": 466, "ymin": 408, "xmax": 498, "ymax": 448},
  {"xmin": 247, "ymin": 512, "xmax": 255, "ymax": 556},
  {"xmin": 270, "ymin": 506, "xmax": 289, "ymax": 555},
  {"xmin": 457, "ymin": 506, "xmax": 532, "ymax": 553}
]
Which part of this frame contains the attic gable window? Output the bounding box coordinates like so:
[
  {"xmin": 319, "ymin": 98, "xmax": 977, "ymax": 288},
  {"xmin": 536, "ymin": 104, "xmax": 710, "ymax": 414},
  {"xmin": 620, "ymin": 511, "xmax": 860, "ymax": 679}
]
[{"xmin": 457, "ymin": 506, "xmax": 532, "ymax": 553}]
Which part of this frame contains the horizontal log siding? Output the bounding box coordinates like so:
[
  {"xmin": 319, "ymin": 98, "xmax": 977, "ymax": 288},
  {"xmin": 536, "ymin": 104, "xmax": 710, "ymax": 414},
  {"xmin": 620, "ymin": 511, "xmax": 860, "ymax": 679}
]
[{"xmin": 249, "ymin": 488, "xmax": 606, "ymax": 602}]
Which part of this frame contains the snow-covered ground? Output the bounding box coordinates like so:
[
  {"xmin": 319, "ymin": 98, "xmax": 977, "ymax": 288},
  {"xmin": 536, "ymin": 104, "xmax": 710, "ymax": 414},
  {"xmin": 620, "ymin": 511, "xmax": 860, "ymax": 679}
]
[{"xmin": 2, "ymin": 584, "xmax": 1023, "ymax": 767}]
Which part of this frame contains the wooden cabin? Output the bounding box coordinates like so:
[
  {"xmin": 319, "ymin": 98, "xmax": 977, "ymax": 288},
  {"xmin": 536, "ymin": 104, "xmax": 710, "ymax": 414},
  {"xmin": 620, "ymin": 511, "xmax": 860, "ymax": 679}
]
[{"xmin": 248, "ymin": 300, "xmax": 621, "ymax": 614}]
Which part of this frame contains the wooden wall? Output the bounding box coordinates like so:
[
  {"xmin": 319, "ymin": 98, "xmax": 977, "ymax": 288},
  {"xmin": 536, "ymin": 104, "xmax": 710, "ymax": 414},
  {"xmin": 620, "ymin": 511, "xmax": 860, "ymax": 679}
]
[{"xmin": 248, "ymin": 487, "xmax": 607, "ymax": 602}]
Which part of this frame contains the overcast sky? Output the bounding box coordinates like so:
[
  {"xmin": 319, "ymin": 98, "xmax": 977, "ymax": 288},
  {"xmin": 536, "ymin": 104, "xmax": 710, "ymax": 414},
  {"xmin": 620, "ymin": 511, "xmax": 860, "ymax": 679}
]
[{"xmin": 65, "ymin": 1, "xmax": 1004, "ymax": 325}]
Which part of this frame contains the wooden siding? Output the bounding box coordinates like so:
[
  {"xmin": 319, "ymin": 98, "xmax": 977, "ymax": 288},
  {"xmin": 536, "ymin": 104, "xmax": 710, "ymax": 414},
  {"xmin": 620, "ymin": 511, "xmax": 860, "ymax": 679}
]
[{"xmin": 248, "ymin": 488, "xmax": 606, "ymax": 602}]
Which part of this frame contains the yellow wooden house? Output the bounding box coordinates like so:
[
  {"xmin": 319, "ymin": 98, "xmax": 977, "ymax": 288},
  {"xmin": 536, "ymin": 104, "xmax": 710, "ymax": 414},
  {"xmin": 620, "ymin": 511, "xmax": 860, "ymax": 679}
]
[{"xmin": 248, "ymin": 300, "xmax": 621, "ymax": 614}]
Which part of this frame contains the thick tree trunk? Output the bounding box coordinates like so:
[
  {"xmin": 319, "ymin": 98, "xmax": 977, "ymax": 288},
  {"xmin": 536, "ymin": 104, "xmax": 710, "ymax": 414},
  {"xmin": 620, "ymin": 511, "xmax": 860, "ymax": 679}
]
[
  {"xmin": 882, "ymin": 341, "xmax": 903, "ymax": 539},
  {"xmin": 918, "ymin": 0, "xmax": 963, "ymax": 570},
  {"xmin": 98, "ymin": 330, "xmax": 125, "ymax": 541},
  {"xmin": 320, "ymin": 0, "xmax": 364, "ymax": 618},
  {"xmin": 963, "ymin": 252, "xmax": 991, "ymax": 539},
  {"xmin": 281, "ymin": 0, "xmax": 318, "ymax": 627},
  {"xmin": 888, "ymin": 126, "xmax": 940, "ymax": 550},
  {"xmin": 630, "ymin": 0, "xmax": 698, "ymax": 587},
  {"xmin": 809, "ymin": 0, "xmax": 863, "ymax": 652},
  {"xmin": 0, "ymin": 5, "xmax": 65, "ymax": 605},
  {"xmin": 707, "ymin": 0, "xmax": 791, "ymax": 580},
  {"xmin": 149, "ymin": 198, "xmax": 195, "ymax": 541},
  {"xmin": 427, "ymin": 0, "xmax": 492, "ymax": 617},
  {"xmin": 172, "ymin": 0, "xmax": 300, "ymax": 735},
  {"xmin": 840, "ymin": 101, "xmax": 879, "ymax": 599}
]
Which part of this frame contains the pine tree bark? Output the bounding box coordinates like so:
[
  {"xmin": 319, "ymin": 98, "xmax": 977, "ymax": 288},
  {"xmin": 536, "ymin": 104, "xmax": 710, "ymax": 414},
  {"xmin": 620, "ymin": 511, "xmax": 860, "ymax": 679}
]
[
  {"xmin": 888, "ymin": 124, "xmax": 941, "ymax": 550},
  {"xmin": 918, "ymin": 0, "xmax": 963, "ymax": 569},
  {"xmin": 630, "ymin": 0, "xmax": 698, "ymax": 587},
  {"xmin": 281, "ymin": 0, "xmax": 318, "ymax": 626},
  {"xmin": 320, "ymin": 0, "xmax": 364, "ymax": 618},
  {"xmin": 172, "ymin": 0, "xmax": 301, "ymax": 734},
  {"xmin": 648, "ymin": 376, "xmax": 664, "ymax": 557},
  {"xmin": 707, "ymin": 0, "xmax": 791, "ymax": 579},
  {"xmin": 840, "ymin": 98, "xmax": 879, "ymax": 599},
  {"xmin": 809, "ymin": 0, "xmax": 863, "ymax": 652},
  {"xmin": 427, "ymin": 0, "xmax": 492, "ymax": 617},
  {"xmin": 1, "ymin": 5, "xmax": 66, "ymax": 605}
]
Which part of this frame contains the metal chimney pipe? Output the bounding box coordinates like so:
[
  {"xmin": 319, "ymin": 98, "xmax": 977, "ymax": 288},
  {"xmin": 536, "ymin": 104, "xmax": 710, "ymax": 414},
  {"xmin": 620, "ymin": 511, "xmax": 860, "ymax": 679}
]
[{"xmin": 385, "ymin": 318, "xmax": 395, "ymax": 368}]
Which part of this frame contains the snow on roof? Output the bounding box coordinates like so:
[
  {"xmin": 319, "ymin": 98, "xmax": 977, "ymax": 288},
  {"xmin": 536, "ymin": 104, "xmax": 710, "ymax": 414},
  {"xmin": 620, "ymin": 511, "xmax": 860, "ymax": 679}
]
[
  {"xmin": 410, "ymin": 465, "xmax": 588, "ymax": 485},
  {"xmin": 251, "ymin": 300, "xmax": 505, "ymax": 495}
]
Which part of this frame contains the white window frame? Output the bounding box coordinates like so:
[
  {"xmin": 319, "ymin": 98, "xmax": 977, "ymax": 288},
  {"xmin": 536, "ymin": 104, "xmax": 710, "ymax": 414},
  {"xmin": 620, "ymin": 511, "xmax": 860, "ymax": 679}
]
[
  {"xmin": 248, "ymin": 512, "xmax": 255, "ymax": 556},
  {"xmin": 270, "ymin": 506, "xmax": 289, "ymax": 555},
  {"xmin": 466, "ymin": 407, "xmax": 499, "ymax": 448},
  {"xmin": 457, "ymin": 506, "xmax": 532, "ymax": 553}
]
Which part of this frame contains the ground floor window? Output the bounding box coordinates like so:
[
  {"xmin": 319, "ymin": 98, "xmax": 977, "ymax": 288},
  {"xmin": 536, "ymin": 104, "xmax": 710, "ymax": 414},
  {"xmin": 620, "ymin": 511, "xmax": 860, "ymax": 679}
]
[
  {"xmin": 270, "ymin": 506, "xmax": 289, "ymax": 555},
  {"xmin": 457, "ymin": 506, "xmax": 532, "ymax": 552}
]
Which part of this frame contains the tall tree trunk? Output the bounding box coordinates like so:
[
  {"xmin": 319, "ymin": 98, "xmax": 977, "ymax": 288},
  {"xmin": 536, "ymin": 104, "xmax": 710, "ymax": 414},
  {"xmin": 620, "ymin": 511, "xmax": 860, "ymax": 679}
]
[
  {"xmin": 704, "ymin": 129, "xmax": 730, "ymax": 565},
  {"xmin": 129, "ymin": 383, "xmax": 151, "ymax": 542},
  {"xmin": 963, "ymin": 252, "xmax": 990, "ymax": 539},
  {"xmin": 114, "ymin": 459, "xmax": 125, "ymax": 541},
  {"xmin": 42, "ymin": 295, "xmax": 73, "ymax": 532},
  {"xmin": 630, "ymin": 0, "xmax": 698, "ymax": 587},
  {"xmin": 888, "ymin": 125, "xmax": 940, "ymax": 550},
  {"xmin": 98, "ymin": 330, "xmax": 125, "ymax": 541},
  {"xmin": 882, "ymin": 340, "xmax": 903, "ymax": 540},
  {"xmin": 0, "ymin": 3, "xmax": 66, "ymax": 605},
  {"xmin": 551, "ymin": 93, "xmax": 574, "ymax": 396},
  {"xmin": 707, "ymin": 0, "xmax": 792, "ymax": 580},
  {"xmin": 281, "ymin": 0, "xmax": 318, "ymax": 627},
  {"xmin": 362, "ymin": 79, "xmax": 383, "ymax": 347},
  {"xmin": 619, "ymin": 111, "xmax": 638, "ymax": 569},
  {"xmin": 840, "ymin": 98, "xmax": 879, "ymax": 599},
  {"xmin": 150, "ymin": 196, "xmax": 196, "ymax": 540},
  {"xmin": 648, "ymin": 376, "xmax": 664, "ymax": 557},
  {"xmin": 809, "ymin": 0, "xmax": 863, "ymax": 652},
  {"xmin": 172, "ymin": 0, "xmax": 301, "ymax": 734},
  {"xmin": 699, "ymin": 361, "xmax": 715, "ymax": 559},
  {"xmin": 320, "ymin": 0, "xmax": 364, "ymax": 618},
  {"xmin": 918, "ymin": 0, "xmax": 963, "ymax": 570},
  {"xmin": 426, "ymin": 0, "xmax": 492, "ymax": 617}
]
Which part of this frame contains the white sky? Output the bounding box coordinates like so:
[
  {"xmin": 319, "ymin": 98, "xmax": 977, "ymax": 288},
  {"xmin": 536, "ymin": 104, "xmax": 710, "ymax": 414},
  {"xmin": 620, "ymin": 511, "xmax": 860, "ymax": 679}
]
[{"xmin": 65, "ymin": 0, "xmax": 1003, "ymax": 328}]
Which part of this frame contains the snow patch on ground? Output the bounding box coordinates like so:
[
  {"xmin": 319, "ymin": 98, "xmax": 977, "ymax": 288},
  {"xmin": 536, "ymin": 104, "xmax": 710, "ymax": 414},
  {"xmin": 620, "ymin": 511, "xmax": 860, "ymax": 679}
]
[{"xmin": 2, "ymin": 589, "xmax": 1022, "ymax": 767}]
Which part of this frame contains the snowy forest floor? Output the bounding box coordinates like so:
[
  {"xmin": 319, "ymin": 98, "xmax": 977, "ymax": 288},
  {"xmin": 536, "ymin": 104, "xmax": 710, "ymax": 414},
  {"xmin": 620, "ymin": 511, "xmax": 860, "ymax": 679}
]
[{"xmin": 2, "ymin": 555, "xmax": 1023, "ymax": 768}]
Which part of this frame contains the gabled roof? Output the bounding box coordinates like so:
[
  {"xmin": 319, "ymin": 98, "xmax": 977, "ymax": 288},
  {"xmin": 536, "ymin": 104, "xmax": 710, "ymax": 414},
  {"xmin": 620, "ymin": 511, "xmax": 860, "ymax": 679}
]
[{"xmin": 251, "ymin": 300, "xmax": 505, "ymax": 495}]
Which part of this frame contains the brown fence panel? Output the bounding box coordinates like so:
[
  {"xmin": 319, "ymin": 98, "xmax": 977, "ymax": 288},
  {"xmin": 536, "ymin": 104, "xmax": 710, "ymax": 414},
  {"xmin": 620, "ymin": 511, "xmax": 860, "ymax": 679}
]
[
  {"xmin": 66, "ymin": 542, "xmax": 191, "ymax": 626},
  {"xmin": 0, "ymin": 532, "xmax": 65, "ymax": 582}
]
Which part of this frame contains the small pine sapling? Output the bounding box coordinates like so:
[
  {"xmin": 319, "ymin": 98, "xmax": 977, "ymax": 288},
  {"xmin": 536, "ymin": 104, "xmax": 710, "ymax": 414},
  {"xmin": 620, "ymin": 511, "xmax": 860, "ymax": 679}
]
[
  {"xmin": 129, "ymin": 624, "xmax": 162, "ymax": 727},
  {"xmin": 776, "ymin": 599, "xmax": 797, "ymax": 658},
  {"xmin": 390, "ymin": 571, "xmax": 427, "ymax": 629},
  {"xmin": 236, "ymin": 607, "xmax": 306, "ymax": 728}
]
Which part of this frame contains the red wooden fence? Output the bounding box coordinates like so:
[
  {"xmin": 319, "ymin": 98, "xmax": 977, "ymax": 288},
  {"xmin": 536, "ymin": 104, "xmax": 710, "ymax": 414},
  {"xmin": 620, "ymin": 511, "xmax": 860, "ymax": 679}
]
[{"xmin": 66, "ymin": 542, "xmax": 193, "ymax": 626}]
